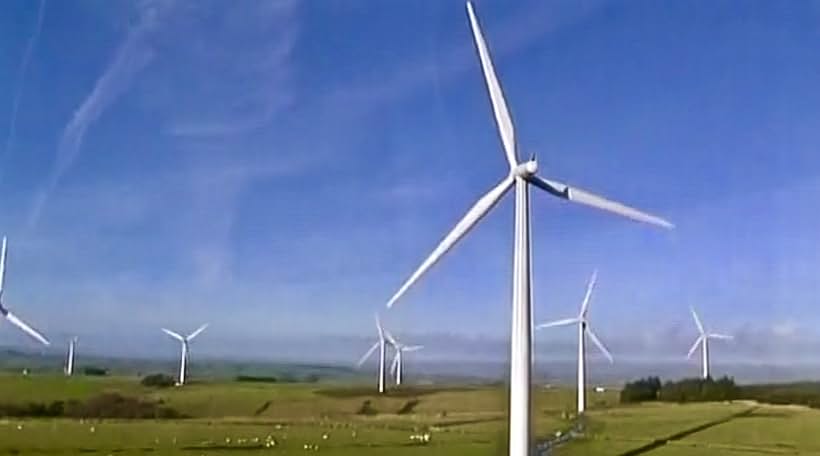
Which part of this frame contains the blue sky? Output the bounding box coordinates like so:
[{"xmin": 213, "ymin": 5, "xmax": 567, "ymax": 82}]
[{"xmin": 1, "ymin": 0, "xmax": 820, "ymax": 366}]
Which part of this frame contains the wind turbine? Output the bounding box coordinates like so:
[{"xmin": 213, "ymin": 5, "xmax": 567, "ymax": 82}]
[
  {"xmin": 356, "ymin": 315, "xmax": 389, "ymax": 393},
  {"xmin": 536, "ymin": 271, "xmax": 613, "ymax": 414},
  {"xmin": 65, "ymin": 337, "xmax": 78, "ymax": 376},
  {"xmin": 687, "ymin": 307, "xmax": 732, "ymax": 379},
  {"xmin": 161, "ymin": 323, "xmax": 208, "ymax": 386},
  {"xmin": 0, "ymin": 236, "xmax": 50, "ymax": 347},
  {"xmin": 383, "ymin": 330, "xmax": 423, "ymax": 386},
  {"xmin": 383, "ymin": 3, "xmax": 673, "ymax": 454}
]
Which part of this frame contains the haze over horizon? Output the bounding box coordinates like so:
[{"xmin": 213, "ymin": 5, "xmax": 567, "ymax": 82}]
[{"xmin": 1, "ymin": 1, "xmax": 819, "ymax": 371}]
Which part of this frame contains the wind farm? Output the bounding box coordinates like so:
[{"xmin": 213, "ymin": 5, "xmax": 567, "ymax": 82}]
[{"xmin": 0, "ymin": 0, "xmax": 817, "ymax": 455}]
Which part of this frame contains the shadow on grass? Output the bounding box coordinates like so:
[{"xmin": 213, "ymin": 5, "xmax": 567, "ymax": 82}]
[
  {"xmin": 314, "ymin": 386, "xmax": 478, "ymax": 398},
  {"xmin": 616, "ymin": 407, "xmax": 758, "ymax": 456}
]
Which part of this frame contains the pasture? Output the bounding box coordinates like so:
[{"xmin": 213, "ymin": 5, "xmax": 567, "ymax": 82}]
[{"xmin": 0, "ymin": 375, "xmax": 817, "ymax": 455}]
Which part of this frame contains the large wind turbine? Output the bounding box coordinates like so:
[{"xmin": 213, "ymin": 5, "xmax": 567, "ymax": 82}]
[
  {"xmin": 536, "ymin": 271, "xmax": 612, "ymax": 414},
  {"xmin": 356, "ymin": 315, "xmax": 389, "ymax": 393},
  {"xmin": 65, "ymin": 337, "xmax": 78, "ymax": 376},
  {"xmin": 383, "ymin": 4, "xmax": 673, "ymax": 454},
  {"xmin": 383, "ymin": 330, "xmax": 423, "ymax": 386},
  {"xmin": 161, "ymin": 324, "xmax": 208, "ymax": 386},
  {"xmin": 0, "ymin": 237, "xmax": 50, "ymax": 346},
  {"xmin": 687, "ymin": 308, "xmax": 732, "ymax": 379}
]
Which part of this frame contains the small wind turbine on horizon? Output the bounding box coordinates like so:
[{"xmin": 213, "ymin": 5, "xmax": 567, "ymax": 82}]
[
  {"xmin": 687, "ymin": 307, "xmax": 732, "ymax": 379},
  {"xmin": 536, "ymin": 271, "xmax": 613, "ymax": 414},
  {"xmin": 161, "ymin": 323, "xmax": 208, "ymax": 386},
  {"xmin": 0, "ymin": 236, "xmax": 50, "ymax": 347},
  {"xmin": 383, "ymin": 330, "xmax": 423, "ymax": 387},
  {"xmin": 65, "ymin": 337, "xmax": 78, "ymax": 376},
  {"xmin": 356, "ymin": 315, "xmax": 389, "ymax": 394},
  {"xmin": 383, "ymin": 3, "xmax": 673, "ymax": 454}
]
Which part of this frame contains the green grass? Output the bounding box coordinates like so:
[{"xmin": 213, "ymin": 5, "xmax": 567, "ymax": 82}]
[{"xmin": 2, "ymin": 374, "xmax": 820, "ymax": 455}]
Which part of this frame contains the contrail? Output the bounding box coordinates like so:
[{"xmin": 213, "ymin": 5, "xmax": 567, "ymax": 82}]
[{"xmin": 0, "ymin": 0, "xmax": 46, "ymax": 184}]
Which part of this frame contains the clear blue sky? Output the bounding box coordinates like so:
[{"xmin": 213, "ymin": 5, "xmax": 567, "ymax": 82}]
[{"xmin": 1, "ymin": 0, "xmax": 819, "ymax": 365}]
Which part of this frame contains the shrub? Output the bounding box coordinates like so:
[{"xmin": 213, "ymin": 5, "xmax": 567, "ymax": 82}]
[
  {"xmin": 83, "ymin": 366, "xmax": 108, "ymax": 376},
  {"xmin": 620, "ymin": 376, "xmax": 662, "ymax": 403},
  {"xmin": 236, "ymin": 375, "xmax": 278, "ymax": 383},
  {"xmin": 141, "ymin": 373, "xmax": 176, "ymax": 388}
]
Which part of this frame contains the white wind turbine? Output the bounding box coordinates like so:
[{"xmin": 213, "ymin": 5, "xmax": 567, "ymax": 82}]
[
  {"xmin": 536, "ymin": 271, "xmax": 612, "ymax": 414},
  {"xmin": 161, "ymin": 323, "xmax": 208, "ymax": 386},
  {"xmin": 356, "ymin": 315, "xmax": 389, "ymax": 393},
  {"xmin": 383, "ymin": 330, "xmax": 423, "ymax": 386},
  {"xmin": 65, "ymin": 337, "xmax": 78, "ymax": 376},
  {"xmin": 0, "ymin": 236, "xmax": 50, "ymax": 347},
  {"xmin": 384, "ymin": 4, "xmax": 673, "ymax": 454},
  {"xmin": 687, "ymin": 307, "xmax": 732, "ymax": 379}
]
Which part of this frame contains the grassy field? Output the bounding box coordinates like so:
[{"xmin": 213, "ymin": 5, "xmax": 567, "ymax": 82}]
[{"xmin": 0, "ymin": 375, "xmax": 818, "ymax": 455}]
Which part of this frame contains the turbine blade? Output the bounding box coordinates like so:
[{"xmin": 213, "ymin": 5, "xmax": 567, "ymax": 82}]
[
  {"xmin": 403, "ymin": 345, "xmax": 423, "ymax": 352},
  {"xmin": 386, "ymin": 175, "xmax": 514, "ymax": 308},
  {"xmin": 535, "ymin": 317, "xmax": 579, "ymax": 330},
  {"xmin": 528, "ymin": 175, "xmax": 674, "ymax": 229},
  {"xmin": 709, "ymin": 333, "xmax": 733, "ymax": 340},
  {"xmin": 374, "ymin": 314, "xmax": 385, "ymax": 340},
  {"xmin": 161, "ymin": 328, "xmax": 185, "ymax": 342},
  {"xmin": 0, "ymin": 236, "xmax": 7, "ymax": 297},
  {"xmin": 579, "ymin": 270, "xmax": 598, "ymax": 318},
  {"xmin": 690, "ymin": 307, "xmax": 705, "ymax": 335},
  {"xmin": 586, "ymin": 327, "xmax": 613, "ymax": 363},
  {"xmin": 187, "ymin": 323, "xmax": 209, "ymax": 340},
  {"xmin": 686, "ymin": 336, "xmax": 703, "ymax": 359},
  {"xmin": 356, "ymin": 342, "xmax": 380, "ymax": 367},
  {"xmin": 466, "ymin": 2, "xmax": 518, "ymax": 169},
  {"xmin": 4, "ymin": 311, "xmax": 50, "ymax": 346}
]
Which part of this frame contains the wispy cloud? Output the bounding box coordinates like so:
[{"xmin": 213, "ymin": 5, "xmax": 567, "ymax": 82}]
[
  {"xmin": 27, "ymin": 0, "xmax": 170, "ymax": 228},
  {"xmin": 1, "ymin": 0, "xmax": 46, "ymax": 184}
]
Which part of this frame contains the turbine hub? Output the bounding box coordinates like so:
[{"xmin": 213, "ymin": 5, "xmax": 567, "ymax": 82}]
[{"xmin": 514, "ymin": 160, "xmax": 538, "ymax": 177}]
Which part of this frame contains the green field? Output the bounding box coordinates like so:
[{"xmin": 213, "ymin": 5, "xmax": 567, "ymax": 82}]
[{"xmin": 0, "ymin": 375, "xmax": 818, "ymax": 455}]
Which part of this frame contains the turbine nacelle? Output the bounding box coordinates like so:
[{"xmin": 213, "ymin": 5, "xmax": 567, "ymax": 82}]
[{"xmin": 514, "ymin": 159, "xmax": 538, "ymax": 178}]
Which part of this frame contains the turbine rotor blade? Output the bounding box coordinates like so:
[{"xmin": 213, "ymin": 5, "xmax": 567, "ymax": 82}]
[
  {"xmin": 466, "ymin": 2, "xmax": 518, "ymax": 169},
  {"xmin": 0, "ymin": 236, "xmax": 7, "ymax": 297},
  {"xmin": 403, "ymin": 345, "xmax": 423, "ymax": 352},
  {"xmin": 586, "ymin": 327, "xmax": 613, "ymax": 363},
  {"xmin": 386, "ymin": 175, "xmax": 514, "ymax": 308},
  {"xmin": 687, "ymin": 336, "xmax": 703, "ymax": 359},
  {"xmin": 4, "ymin": 311, "xmax": 50, "ymax": 346},
  {"xmin": 187, "ymin": 323, "xmax": 209, "ymax": 340},
  {"xmin": 161, "ymin": 328, "xmax": 185, "ymax": 342},
  {"xmin": 528, "ymin": 175, "xmax": 674, "ymax": 229},
  {"xmin": 535, "ymin": 317, "xmax": 579, "ymax": 330},
  {"xmin": 709, "ymin": 333, "xmax": 733, "ymax": 340},
  {"xmin": 356, "ymin": 342, "xmax": 380, "ymax": 367},
  {"xmin": 690, "ymin": 307, "xmax": 705, "ymax": 335},
  {"xmin": 578, "ymin": 270, "xmax": 598, "ymax": 318}
]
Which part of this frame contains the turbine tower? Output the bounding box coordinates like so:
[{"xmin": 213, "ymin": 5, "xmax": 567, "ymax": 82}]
[
  {"xmin": 384, "ymin": 4, "xmax": 673, "ymax": 454},
  {"xmin": 65, "ymin": 337, "xmax": 78, "ymax": 376},
  {"xmin": 0, "ymin": 236, "xmax": 50, "ymax": 346},
  {"xmin": 536, "ymin": 271, "xmax": 613, "ymax": 414},
  {"xmin": 383, "ymin": 330, "xmax": 423, "ymax": 386},
  {"xmin": 357, "ymin": 315, "xmax": 389, "ymax": 393},
  {"xmin": 161, "ymin": 323, "xmax": 208, "ymax": 386},
  {"xmin": 687, "ymin": 307, "xmax": 732, "ymax": 379}
]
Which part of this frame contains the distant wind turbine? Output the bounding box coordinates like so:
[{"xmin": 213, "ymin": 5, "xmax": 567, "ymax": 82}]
[
  {"xmin": 161, "ymin": 323, "xmax": 208, "ymax": 386},
  {"xmin": 687, "ymin": 307, "xmax": 732, "ymax": 379},
  {"xmin": 356, "ymin": 315, "xmax": 389, "ymax": 393},
  {"xmin": 0, "ymin": 236, "xmax": 50, "ymax": 346},
  {"xmin": 65, "ymin": 337, "xmax": 78, "ymax": 376},
  {"xmin": 536, "ymin": 271, "xmax": 612, "ymax": 414},
  {"xmin": 383, "ymin": 330, "xmax": 423, "ymax": 386},
  {"xmin": 383, "ymin": 3, "xmax": 673, "ymax": 454}
]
